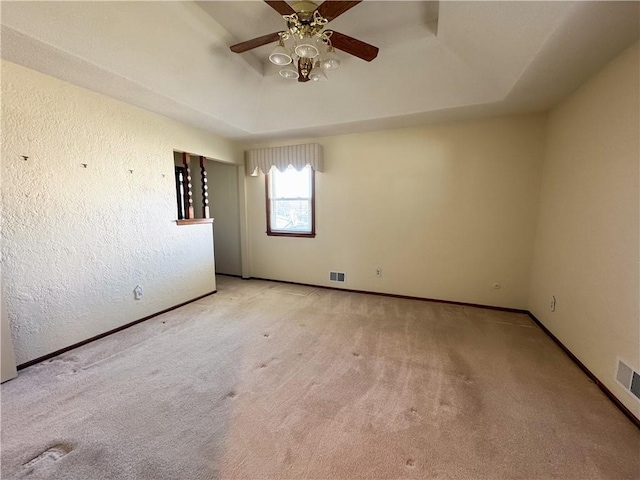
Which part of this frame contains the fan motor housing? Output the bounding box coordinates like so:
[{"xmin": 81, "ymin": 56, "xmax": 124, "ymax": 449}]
[{"xmin": 292, "ymin": 1, "xmax": 318, "ymax": 20}]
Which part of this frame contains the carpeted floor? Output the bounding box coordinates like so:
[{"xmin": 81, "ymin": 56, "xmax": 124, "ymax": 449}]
[{"xmin": 1, "ymin": 276, "xmax": 638, "ymax": 479}]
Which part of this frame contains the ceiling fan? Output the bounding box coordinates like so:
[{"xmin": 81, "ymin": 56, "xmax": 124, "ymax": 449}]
[{"xmin": 230, "ymin": 0, "xmax": 379, "ymax": 82}]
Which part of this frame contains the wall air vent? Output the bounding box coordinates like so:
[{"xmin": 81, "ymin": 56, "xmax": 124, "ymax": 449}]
[
  {"xmin": 329, "ymin": 271, "xmax": 346, "ymax": 283},
  {"xmin": 615, "ymin": 358, "xmax": 640, "ymax": 401}
]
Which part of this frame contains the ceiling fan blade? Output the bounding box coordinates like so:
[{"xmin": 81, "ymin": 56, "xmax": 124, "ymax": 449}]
[
  {"xmin": 230, "ymin": 32, "xmax": 281, "ymax": 53},
  {"xmin": 329, "ymin": 31, "xmax": 378, "ymax": 62},
  {"xmin": 264, "ymin": 0, "xmax": 296, "ymax": 16},
  {"xmin": 317, "ymin": 1, "xmax": 362, "ymax": 22}
]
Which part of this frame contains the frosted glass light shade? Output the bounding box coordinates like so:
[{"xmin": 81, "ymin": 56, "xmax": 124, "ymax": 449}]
[
  {"xmin": 279, "ymin": 68, "xmax": 299, "ymax": 79},
  {"xmin": 319, "ymin": 49, "xmax": 340, "ymax": 71},
  {"xmin": 269, "ymin": 44, "xmax": 292, "ymax": 66},
  {"xmin": 294, "ymin": 40, "xmax": 319, "ymax": 59},
  {"xmin": 309, "ymin": 63, "xmax": 327, "ymax": 82}
]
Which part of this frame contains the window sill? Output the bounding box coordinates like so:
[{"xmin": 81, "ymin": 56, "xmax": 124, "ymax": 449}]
[
  {"xmin": 267, "ymin": 231, "xmax": 315, "ymax": 238},
  {"xmin": 176, "ymin": 218, "xmax": 214, "ymax": 226}
]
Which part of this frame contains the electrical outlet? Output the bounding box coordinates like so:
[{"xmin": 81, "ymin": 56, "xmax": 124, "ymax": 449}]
[
  {"xmin": 375, "ymin": 267, "xmax": 382, "ymax": 278},
  {"xmin": 134, "ymin": 285, "xmax": 143, "ymax": 300}
]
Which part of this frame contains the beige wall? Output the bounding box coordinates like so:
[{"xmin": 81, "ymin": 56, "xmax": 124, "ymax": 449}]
[
  {"xmin": 1, "ymin": 61, "xmax": 241, "ymax": 365},
  {"xmin": 245, "ymin": 114, "xmax": 546, "ymax": 309},
  {"xmin": 529, "ymin": 42, "xmax": 640, "ymax": 418}
]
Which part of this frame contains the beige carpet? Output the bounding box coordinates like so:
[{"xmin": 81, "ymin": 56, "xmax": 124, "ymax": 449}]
[{"xmin": 1, "ymin": 276, "xmax": 638, "ymax": 480}]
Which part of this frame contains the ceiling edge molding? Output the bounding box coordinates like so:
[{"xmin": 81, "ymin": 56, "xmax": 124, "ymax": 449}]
[{"xmin": 0, "ymin": 26, "xmax": 250, "ymax": 139}]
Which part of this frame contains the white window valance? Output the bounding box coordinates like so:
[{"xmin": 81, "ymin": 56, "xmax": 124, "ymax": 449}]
[{"xmin": 246, "ymin": 143, "xmax": 323, "ymax": 176}]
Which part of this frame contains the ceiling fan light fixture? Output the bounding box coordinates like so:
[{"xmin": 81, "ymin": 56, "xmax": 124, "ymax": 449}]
[
  {"xmin": 309, "ymin": 62, "xmax": 327, "ymax": 82},
  {"xmin": 279, "ymin": 67, "xmax": 299, "ymax": 80},
  {"xmin": 229, "ymin": 1, "xmax": 379, "ymax": 84},
  {"xmin": 269, "ymin": 41, "xmax": 292, "ymax": 66}
]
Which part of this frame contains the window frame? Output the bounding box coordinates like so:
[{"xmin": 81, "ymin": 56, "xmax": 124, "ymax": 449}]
[{"xmin": 265, "ymin": 166, "xmax": 316, "ymax": 238}]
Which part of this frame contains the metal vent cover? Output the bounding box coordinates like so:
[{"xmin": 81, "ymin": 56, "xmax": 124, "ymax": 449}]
[
  {"xmin": 631, "ymin": 372, "xmax": 640, "ymax": 399},
  {"xmin": 616, "ymin": 358, "xmax": 640, "ymax": 401},
  {"xmin": 329, "ymin": 271, "xmax": 346, "ymax": 283}
]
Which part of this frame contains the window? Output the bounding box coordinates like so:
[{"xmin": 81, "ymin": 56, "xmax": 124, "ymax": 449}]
[{"xmin": 266, "ymin": 165, "xmax": 315, "ymax": 237}]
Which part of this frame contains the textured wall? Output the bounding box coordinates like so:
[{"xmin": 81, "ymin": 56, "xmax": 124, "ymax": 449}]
[
  {"xmin": 1, "ymin": 270, "xmax": 17, "ymax": 381},
  {"xmin": 529, "ymin": 42, "xmax": 640, "ymax": 418},
  {"xmin": 1, "ymin": 61, "xmax": 241, "ymax": 365},
  {"xmin": 245, "ymin": 114, "xmax": 546, "ymax": 309}
]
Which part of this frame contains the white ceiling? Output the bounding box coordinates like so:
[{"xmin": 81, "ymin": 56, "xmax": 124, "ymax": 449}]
[{"xmin": 1, "ymin": 1, "xmax": 638, "ymax": 141}]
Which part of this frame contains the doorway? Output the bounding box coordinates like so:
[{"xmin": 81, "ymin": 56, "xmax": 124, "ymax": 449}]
[{"xmin": 207, "ymin": 160, "xmax": 242, "ymax": 276}]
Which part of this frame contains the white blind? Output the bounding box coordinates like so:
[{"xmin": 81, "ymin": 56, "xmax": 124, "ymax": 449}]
[{"xmin": 246, "ymin": 143, "xmax": 323, "ymax": 176}]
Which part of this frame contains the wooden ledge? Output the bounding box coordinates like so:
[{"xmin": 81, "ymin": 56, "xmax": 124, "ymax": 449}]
[
  {"xmin": 176, "ymin": 218, "xmax": 214, "ymax": 226},
  {"xmin": 266, "ymin": 231, "xmax": 316, "ymax": 238}
]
